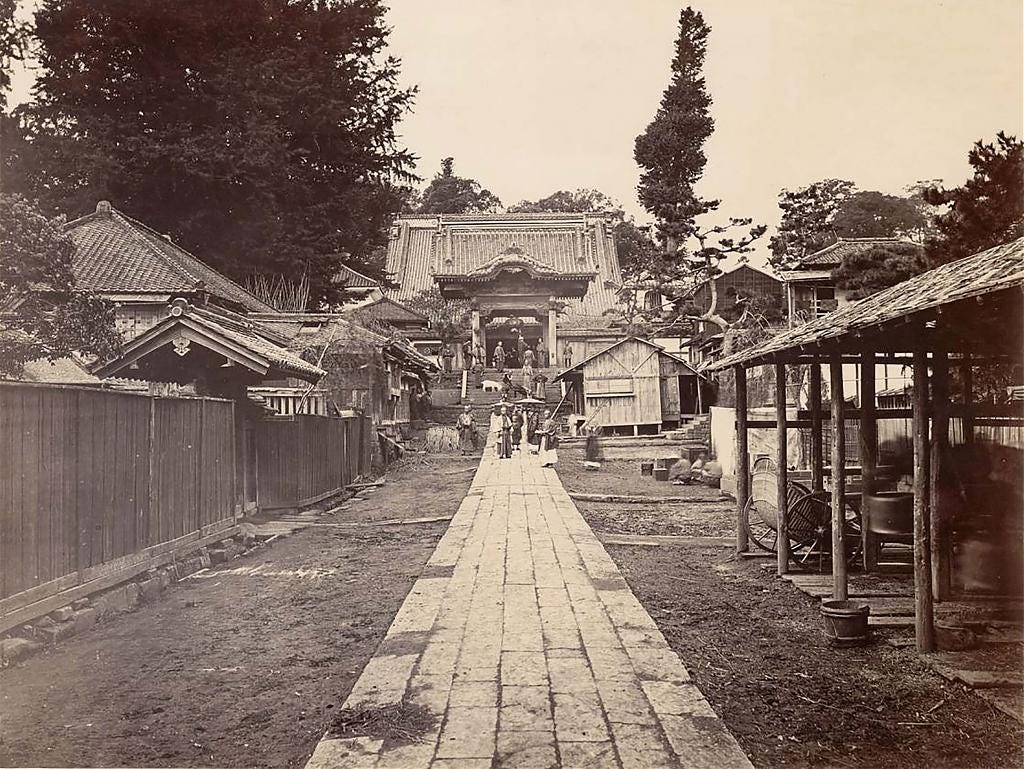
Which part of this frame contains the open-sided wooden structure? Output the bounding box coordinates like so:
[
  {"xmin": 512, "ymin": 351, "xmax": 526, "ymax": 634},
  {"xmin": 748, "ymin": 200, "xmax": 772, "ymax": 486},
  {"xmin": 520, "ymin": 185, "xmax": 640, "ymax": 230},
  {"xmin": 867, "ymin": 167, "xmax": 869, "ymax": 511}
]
[{"xmin": 710, "ymin": 237, "xmax": 1024, "ymax": 652}]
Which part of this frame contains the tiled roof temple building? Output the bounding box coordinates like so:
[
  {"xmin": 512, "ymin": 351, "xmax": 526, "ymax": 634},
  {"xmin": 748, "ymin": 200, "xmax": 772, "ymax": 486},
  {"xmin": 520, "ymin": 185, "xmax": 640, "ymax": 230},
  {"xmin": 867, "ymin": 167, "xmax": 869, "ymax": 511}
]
[{"xmin": 384, "ymin": 212, "xmax": 624, "ymax": 363}]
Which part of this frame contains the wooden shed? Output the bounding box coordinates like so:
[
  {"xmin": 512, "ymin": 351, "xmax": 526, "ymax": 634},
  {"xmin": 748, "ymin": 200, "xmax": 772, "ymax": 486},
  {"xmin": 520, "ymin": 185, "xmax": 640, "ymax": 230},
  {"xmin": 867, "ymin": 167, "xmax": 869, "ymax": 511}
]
[{"xmin": 554, "ymin": 337, "xmax": 702, "ymax": 435}]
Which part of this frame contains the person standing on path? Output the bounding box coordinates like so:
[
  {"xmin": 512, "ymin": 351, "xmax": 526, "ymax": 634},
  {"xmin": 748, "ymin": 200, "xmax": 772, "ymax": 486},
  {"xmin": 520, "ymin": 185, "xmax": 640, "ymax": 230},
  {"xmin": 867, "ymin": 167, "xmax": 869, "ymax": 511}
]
[
  {"xmin": 533, "ymin": 371, "xmax": 548, "ymax": 400},
  {"xmin": 455, "ymin": 405, "xmax": 477, "ymax": 455},
  {"xmin": 562, "ymin": 343, "xmax": 573, "ymax": 370},
  {"xmin": 539, "ymin": 408, "xmax": 560, "ymax": 467},
  {"xmin": 441, "ymin": 343, "xmax": 454, "ymax": 373},
  {"xmin": 496, "ymin": 406, "xmax": 513, "ymax": 459},
  {"xmin": 461, "ymin": 339, "xmax": 473, "ymax": 371},
  {"xmin": 522, "ymin": 346, "xmax": 535, "ymax": 386},
  {"xmin": 516, "ymin": 334, "xmax": 527, "ymax": 369},
  {"xmin": 474, "ymin": 342, "xmax": 485, "ymax": 373},
  {"xmin": 536, "ymin": 337, "xmax": 547, "ymax": 368},
  {"xmin": 510, "ymin": 406, "xmax": 524, "ymax": 453},
  {"xmin": 493, "ymin": 341, "xmax": 506, "ymax": 372}
]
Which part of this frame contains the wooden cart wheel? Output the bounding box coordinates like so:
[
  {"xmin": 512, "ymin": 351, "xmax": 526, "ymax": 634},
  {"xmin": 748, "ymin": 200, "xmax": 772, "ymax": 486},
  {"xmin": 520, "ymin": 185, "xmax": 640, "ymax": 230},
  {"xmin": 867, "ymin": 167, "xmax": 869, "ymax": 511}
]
[{"xmin": 744, "ymin": 495, "xmax": 778, "ymax": 552}]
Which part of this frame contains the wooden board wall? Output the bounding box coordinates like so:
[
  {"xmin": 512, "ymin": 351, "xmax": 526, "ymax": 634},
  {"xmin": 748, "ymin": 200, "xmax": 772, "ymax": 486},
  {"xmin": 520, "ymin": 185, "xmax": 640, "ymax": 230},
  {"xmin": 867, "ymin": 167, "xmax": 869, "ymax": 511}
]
[
  {"xmin": 581, "ymin": 340, "xmax": 663, "ymax": 428},
  {"xmin": 0, "ymin": 383, "xmax": 235, "ymax": 602},
  {"xmin": 256, "ymin": 414, "xmax": 371, "ymax": 510}
]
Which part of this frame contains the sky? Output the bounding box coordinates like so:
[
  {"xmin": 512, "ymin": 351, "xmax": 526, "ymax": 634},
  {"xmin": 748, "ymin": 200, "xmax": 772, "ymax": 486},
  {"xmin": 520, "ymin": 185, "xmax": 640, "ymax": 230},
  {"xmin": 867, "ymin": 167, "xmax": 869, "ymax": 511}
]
[
  {"xmin": 7, "ymin": 1, "xmax": 1023, "ymax": 266},
  {"xmin": 384, "ymin": 0, "xmax": 1023, "ymax": 263}
]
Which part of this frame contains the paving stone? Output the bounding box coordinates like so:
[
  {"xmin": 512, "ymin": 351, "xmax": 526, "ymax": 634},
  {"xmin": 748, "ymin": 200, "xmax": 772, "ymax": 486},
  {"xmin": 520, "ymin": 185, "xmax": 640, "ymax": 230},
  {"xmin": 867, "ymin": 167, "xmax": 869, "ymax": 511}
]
[
  {"xmin": 641, "ymin": 681, "xmax": 718, "ymax": 718},
  {"xmin": 501, "ymin": 651, "xmax": 548, "ymax": 686},
  {"xmin": 625, "ymin": 645, "xmax": 691, "ymax": 683},
  {"xmin": 495, "ymin": 730, "xmax": 558, "ymax": 768},
  {"xmin": 306, "ymin": 736, "xmax": 382, "ymax": 769},
  {"xmin": 499, "ymin": 685, "xmax": 553, "ymax": 731},
  {"xmin": 596, "ymin": 679, "xmax": 657, "ymax": 725},
  {"xmin": 609, "ymin": 722, "xmax": 675, "ymax": 769},
  {"xmin": 546, "ymin": 653, "xmax": 595, "ymax": 694},
  {"xmin": 552, "ymin": 691, "xmax": 609, "ymax": 743},
  {"xmin": 448, "ymin": 679, "xmax": 499, "ymax": 709},
  {"xmin": 659, "ymin": 715, "xmax": 754, "ymax": 768},
  {"xmin": 436, "ymin": 707, "xmax": 497, "ymax": 759},
  {"xmin": 559, "ymin": 740, "xmax": 620, "ymax": 769},
  {"xmin": 586, "ymin": 645, "xmax": 636, "ymax": 681}
]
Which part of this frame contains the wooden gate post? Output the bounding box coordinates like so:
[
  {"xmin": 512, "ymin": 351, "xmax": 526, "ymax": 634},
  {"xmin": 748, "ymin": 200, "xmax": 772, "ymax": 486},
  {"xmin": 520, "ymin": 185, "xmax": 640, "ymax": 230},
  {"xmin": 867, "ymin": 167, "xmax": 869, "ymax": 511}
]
[
  {"xmin": 913, "ymin": 350, "xmax": 936, "ymax": 652},
  {"xmin": 930, "ymin": 350, "xmax": 951, "ymax": 601},
  {"xmin": 859, "ymin": 353, "xmax": 877, "ymax": 572},
  {"xmin": 735, "ymin": 365, "xmax": 749, "ymax": 553},
  {"xmin": 830, "ymin": 357, "xmax": 848, "ymax": 601},
  {"xmin": 775, "ymin": 362, "xmax": 789, "ymax": 575},
  {"xmin": 809, "ymin": 363, "xmax": 824, "ymax": 493}
]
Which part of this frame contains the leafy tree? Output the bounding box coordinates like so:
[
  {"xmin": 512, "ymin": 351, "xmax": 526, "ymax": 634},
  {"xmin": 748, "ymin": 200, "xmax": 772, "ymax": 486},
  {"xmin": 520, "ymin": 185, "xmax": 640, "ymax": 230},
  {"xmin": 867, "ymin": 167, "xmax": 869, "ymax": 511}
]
[
  {"xmin": 0, "ymin": 0, "xmax": 29, "ymax": 105},
  {"xmin": 613, "ymin": 220, "xmax": 658, "ymax": 278},
  {"xmin": 0, "ymin": 193, "xmax": 121, "ymax": 375},
  {"xmin": 508, "ymin": 188, "xmax": 621, "ymax": 216},
  {"xmin": 831, "ymin": 190, "xmax": 929, "ymax": 241},
  {"xmin": 630, "ymin": 7, "xmax": 765, "ymax": 340},
  {"xmin": 769, "ymin": 179, "xmax": 855, "ymax": 264},
  {"xmin": 833, "ymin": 241, "xmax": 928, "ymax": 299},
  {"xmin": 417, "ymin": 157, "xmax": 501, "ymax": 214},
  {"xmin": 924, "ymin": 132, "xmax": 1024, "ymax": 265},
  {"xmin": 400, "ymin": 285, "xmax": 470, "ymax": 344},
  {"xmin": 634, "ymin": 8, "xmax": 717, "ymax": 249},
  {"xmin": 4, "ymin": 0, "xmax": 417, "ymax": 308}
]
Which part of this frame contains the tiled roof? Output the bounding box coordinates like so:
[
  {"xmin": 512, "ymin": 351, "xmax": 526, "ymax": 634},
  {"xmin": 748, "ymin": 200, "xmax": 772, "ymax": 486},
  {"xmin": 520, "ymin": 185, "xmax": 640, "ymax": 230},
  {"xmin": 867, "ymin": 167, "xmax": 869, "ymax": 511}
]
[
  {"xmin": 254, "ymin": 312, "xmax": 438, "ymax": 373},
  {"xmin": 348, "ymin": 297, "xmax": 428, "ymax": 326},
  {"xmin": 793, "ymin": 237, "xmax": 917, "ymax": 269},
  {"xmin": 384, "ymin": 213, "xmax": 622, "ymax": 326},
  {"xmin": 252, "ymin": 312, "xmax": 388, "ymax": 352},
  {"xmin": 96, "ymin": 304, "xmax": 324, "ymax": 382},
  {"xmin": 65, "ymin": 202, "xmax": 276, "ymax": 313},
  {"xmin": 709, "ymin": 236, "xmax": 1024, "ymax": 370},
  {"xmin": 335, "ymin": 263, "xmax": 380, "ymax": 289}
]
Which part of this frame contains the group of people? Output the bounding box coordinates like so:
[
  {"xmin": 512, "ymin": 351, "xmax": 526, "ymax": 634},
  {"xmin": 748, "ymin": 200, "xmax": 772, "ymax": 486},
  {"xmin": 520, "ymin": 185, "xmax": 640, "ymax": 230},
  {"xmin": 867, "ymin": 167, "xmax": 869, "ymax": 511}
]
[
  {"xmin": 454, "ymin": 404, "xmax": 559, "ymax": 466},
  {"xmin": 440, "ymin": 337, "xmax": 576, "ymax": 375}
]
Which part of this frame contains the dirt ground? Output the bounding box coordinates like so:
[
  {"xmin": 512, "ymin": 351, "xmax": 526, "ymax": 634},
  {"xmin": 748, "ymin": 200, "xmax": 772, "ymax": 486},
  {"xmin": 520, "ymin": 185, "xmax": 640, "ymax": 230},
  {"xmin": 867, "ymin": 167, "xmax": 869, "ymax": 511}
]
[
  {"xmin": 557, "ymin": 448, "xmax": 1024, "ymax": 769},
  {"xmin": 0, "ymin": 455, "xmax": 474, "ymax": 769}
]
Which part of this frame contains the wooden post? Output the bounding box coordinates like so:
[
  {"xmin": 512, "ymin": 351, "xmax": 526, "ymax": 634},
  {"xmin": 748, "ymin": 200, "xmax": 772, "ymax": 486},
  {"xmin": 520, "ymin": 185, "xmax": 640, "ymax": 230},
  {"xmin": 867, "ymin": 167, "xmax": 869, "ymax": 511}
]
[
  {"xmin": 809, "ymin": 363, "xmax": 824, "ymax": 492},
  {"xmin": 859, "ymin": 353, "xmax": 878, "ymax": 572},
  {"xmin": 775, "ymin": 362, "xmax": 790, "ymax": 575},
  {"xmin": 913, "ymin": 351, "xmax": 935, "ymax": 652},
  {"xmin": 962, "ymin": 354, "xmax": 974, "ymax": 445},
  {"xmin": 471, "ymin": 309, "xmax": 481, "ymax": 350},
  {"xmin": 735, "ymin": 366, "xmax": 750, "ymax": 553},
  {"xmin": 930, "ymin": 351, "xmax": 950, "ymax": 601},
  {"xmin": 830, "ymin": 357, "xmax": 848, "ymax": 601},
  {"xmin": 547, "ymin": 305, "xmax": 558, "ymax": 369}
]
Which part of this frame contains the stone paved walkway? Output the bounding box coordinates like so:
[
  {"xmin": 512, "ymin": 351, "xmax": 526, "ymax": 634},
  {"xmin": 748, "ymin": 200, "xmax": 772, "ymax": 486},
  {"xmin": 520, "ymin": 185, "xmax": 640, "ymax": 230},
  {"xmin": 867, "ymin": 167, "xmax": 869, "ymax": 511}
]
[{"xmin": 306, "ymin": 451, "xmax": 752, "ymax": 769}]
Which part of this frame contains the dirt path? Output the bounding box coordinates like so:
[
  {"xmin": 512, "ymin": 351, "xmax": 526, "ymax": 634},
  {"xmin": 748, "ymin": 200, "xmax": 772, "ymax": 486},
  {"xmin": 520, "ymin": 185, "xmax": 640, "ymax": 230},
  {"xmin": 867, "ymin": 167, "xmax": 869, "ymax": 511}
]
[
  {"xmin": 0, "ymin": 456, "xmax": 475, "ymax": 769},
  {"xmin": 556, "ymin": 449, "xmax": 1024, "ymax": 769}
]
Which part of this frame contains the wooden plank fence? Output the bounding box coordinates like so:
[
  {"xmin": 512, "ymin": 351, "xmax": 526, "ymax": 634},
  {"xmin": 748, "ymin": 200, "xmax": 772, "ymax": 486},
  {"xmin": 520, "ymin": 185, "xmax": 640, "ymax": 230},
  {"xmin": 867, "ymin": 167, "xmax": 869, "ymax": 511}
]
[
  {"xmin": 256, "ymin": 413, "xmax": 372, "ymax": 510},
  {"xmin": 0, "ymin": 382, "xmax": 237, "ymax": 614}
]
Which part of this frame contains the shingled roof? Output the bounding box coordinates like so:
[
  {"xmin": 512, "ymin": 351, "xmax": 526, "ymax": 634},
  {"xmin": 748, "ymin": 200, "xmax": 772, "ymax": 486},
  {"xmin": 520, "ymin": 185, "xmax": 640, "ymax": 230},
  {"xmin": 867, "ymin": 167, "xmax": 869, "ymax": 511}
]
[
  {"xmin": 384, "ymin": 213, "xmax": 622, "ymax": 325},
  {"xmin": 709, "ymin": 236, "xmax": 1024, "ymax": 370},
  {"xmin": 65, "ymin": 201, "xmax": 276, "ymax": 313},
  {"xmin": 335, "ymin": 263, "xmax": 380, "ymax": 289},
  {"xmin": 794, "ymin": 237, "xmax": 916, "ymax": 268}
]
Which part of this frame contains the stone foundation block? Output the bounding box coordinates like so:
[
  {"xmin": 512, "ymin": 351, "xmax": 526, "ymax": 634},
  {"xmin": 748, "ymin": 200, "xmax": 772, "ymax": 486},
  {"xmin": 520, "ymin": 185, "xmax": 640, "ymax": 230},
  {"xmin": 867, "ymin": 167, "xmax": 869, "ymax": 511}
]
[
  {"xmin": 50, "ymin": 606, "xmax": 73, "ymax": 623},
  {"xmin": 1, "ymin": 637, "xmax": 40, "ymax": 665}
]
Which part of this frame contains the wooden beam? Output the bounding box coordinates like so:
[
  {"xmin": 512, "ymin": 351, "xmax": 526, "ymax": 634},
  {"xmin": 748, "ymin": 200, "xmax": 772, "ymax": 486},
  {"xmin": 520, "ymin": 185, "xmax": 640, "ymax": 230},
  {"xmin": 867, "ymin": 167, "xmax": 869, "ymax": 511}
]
[
  {"xmin": 809, "ymin": 364, "xmax": 824, "ymax": 492},
  {"xmin": 735, "ymin": 366, "xmax": 750, "ymax": 554},
  {"xmin": 859, "ymin": 353, "xmax": 878, "ymax": 572},
  {"xmin": 775, "ymin": 363, "xmax": 790, "ymax": 575},
  {"xmin": 930, "ymin": 350, "xmax": 951, "ymax": 601},
  {"xmin": 913, "ymin": 350, "xmax": 936, "ymax": 652},
  {"xmin": 962, "ymin": 353, "xmax": 974, "ymax": 445},
  {"xmin": 830, "ymin": 358, "xmax": 848, "ymax": 600}
]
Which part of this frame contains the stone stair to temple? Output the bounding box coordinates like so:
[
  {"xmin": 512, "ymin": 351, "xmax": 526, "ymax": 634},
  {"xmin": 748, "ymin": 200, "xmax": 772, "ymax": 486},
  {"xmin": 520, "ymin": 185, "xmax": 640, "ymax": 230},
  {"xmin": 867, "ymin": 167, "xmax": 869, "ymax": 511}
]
[{"xmin": 427, "ymin": 367, "xmax": 567, "ymax": 425}]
